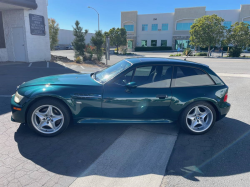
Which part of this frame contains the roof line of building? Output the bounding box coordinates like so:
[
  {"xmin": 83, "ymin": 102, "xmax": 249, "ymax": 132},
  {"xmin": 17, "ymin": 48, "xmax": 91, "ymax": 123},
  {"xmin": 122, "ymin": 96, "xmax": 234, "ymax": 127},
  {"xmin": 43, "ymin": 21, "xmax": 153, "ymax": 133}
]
[
  {"xmin": 0, "ymin": 0, "xmax": 37, "ymax": 9},
  {"xmin": 175, "ymin": 6, "xmax": 206, "ymax": 9},
  {"xmin": 121, "ymin": 11, "xmax": 138, "ymax": 13}
]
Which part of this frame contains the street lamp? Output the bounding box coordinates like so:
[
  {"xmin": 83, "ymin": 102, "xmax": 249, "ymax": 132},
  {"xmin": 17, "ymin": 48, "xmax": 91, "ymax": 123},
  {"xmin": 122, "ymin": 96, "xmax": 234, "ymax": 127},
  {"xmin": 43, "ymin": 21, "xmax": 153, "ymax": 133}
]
[{"xmin": 88, "ymin": 6, "xmax": 99, "ymax": 30}]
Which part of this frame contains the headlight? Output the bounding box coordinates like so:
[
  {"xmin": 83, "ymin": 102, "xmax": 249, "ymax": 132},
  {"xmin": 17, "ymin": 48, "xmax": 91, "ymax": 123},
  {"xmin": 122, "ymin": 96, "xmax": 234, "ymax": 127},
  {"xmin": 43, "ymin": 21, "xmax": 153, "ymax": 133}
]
[{"xmin": 14, "ymin": 92, "xmax": 24, "ymax": 103}]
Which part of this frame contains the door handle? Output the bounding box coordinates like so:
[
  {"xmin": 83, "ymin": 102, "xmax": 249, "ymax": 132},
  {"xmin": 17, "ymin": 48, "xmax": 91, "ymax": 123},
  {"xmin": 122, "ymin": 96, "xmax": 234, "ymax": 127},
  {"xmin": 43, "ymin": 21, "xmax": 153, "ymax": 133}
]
[{"xmin": 156, "ymin": 94, "xmax": 167, "ymax": 99}]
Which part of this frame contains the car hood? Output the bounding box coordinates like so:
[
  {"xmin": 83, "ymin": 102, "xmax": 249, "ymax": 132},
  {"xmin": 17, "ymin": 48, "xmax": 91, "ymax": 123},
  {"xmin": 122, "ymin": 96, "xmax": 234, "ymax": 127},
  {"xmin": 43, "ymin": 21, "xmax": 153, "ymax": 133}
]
[{"xmin": 19, "ymin": 73, "xmax": 100, "ymax": 88}]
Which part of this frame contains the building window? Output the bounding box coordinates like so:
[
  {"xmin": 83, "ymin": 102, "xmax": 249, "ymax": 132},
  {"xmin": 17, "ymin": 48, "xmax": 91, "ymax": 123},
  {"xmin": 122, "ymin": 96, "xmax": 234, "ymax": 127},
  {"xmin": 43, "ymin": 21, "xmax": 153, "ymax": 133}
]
[
  {"xmin": 152, "ymin": 24, "xmax": 158, "ymax": 31},
  {"xmin": 176, "ymin": 23, "xmax": 193, "ymax": 30},
  {"xmin": 223, "ymin": 21, "xmax": 231, "ymax": 29},
  {"xmin": 142, "ymin": 24, "xmax": 148, "ymax": 31},
  {"xmin": 124, "ymin": 25, "xmax": 134, "ymax": 32},
  {"xmin": 175, "ymin": 40, "xmax": 190, "ymax": 49},
  {"xmin": 141, "ymin": 40, "xmax": 147, "ymax": 47},
  {"xmin": 162, "ymin": 24, "xmax": 168, "ymax": 31},
  {"xmin": 244, "ymin": 21, "xmax": 250, "ymax": 29},
  {"xmin": 151, "ymin": 40, "xmax": 157, "ymax": 46},
  {"xmin": 161, "ymin": 40, "xmax": 167, "ymax": 47},
  {"xmin": 0, "ymin": 12, "xmax": 6, "ymax": 48}
]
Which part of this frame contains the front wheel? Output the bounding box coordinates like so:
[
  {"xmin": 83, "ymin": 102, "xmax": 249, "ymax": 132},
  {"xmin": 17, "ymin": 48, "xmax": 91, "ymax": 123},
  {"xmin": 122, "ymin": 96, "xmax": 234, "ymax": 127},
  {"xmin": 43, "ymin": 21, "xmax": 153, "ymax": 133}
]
[
  {"xmin": 180, "ymin": 102, "xmax": 216, "ymax": 135},
  {"xmin": 27, "ymin": 98, "xmax": 71, "ymax": 137}
]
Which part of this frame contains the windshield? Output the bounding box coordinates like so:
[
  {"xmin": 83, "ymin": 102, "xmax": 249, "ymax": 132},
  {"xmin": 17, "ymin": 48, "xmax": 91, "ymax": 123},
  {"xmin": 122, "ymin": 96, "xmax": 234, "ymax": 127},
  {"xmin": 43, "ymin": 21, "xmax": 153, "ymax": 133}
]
[{"xmin": 95, "ymin": 60, "xmax": 132, "ymax": 83}]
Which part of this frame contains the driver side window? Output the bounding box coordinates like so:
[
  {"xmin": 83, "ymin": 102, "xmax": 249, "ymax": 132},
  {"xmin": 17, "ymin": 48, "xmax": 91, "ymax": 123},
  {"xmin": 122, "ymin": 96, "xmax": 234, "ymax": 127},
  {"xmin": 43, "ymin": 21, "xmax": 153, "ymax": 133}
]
[
  {"xmin": 114, "ymin": 70, "xmax": 134, "ymax": 86},
  {"xmin": 114, "ymin": 65, "xmax": 173, "ymax": 88}
]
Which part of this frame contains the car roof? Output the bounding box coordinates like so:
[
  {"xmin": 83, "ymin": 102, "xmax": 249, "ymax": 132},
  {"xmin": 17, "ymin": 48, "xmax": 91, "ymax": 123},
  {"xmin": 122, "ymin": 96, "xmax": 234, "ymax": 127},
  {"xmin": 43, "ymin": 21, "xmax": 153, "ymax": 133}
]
[{"xmin": 125, "ymin": 57, "xmax": 209, "ymax": 68}]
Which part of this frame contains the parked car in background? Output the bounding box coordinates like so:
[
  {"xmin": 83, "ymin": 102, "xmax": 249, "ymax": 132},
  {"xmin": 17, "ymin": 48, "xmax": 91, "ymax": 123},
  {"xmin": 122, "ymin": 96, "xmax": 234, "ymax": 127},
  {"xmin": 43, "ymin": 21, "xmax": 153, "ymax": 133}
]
[
  {"xmin": 54, "ymin": 45, "xmax": 61, "ymax": 50},
  {"xmin": 66, "ymin": 45, "xmax": 73, "ymax": 50},
  {"xmin": 11, "ymin": 58, "xmax": 230, "ymax": 137}
]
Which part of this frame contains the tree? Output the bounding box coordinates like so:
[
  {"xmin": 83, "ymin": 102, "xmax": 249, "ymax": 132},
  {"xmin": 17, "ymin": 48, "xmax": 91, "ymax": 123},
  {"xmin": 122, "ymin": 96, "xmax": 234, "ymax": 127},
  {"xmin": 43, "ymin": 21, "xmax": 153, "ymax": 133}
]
[
  {"xmin": 189, "ymin": 14, "xmax": 226, "ymax": 57},
  {"xmin": 48, "ymin": 18, "xmax": 59, "ymax": 50},
  {"xmin": 72, "ymin": 20, "xmax": 88, "ymax": 59},
  {"xmin": 226, "ymin": 22, "xmax": 250, "ymax": 57},
  {"xmin": 226, "ymin": 22, "xmax": 250, "ymax": 49},
  {"xmin": 91, "ymin": 30, "xmax": 104, "ymax": 61},
  {"xmin": 108, "ymin": 27, "xmax": 127, "ymax": 53}
]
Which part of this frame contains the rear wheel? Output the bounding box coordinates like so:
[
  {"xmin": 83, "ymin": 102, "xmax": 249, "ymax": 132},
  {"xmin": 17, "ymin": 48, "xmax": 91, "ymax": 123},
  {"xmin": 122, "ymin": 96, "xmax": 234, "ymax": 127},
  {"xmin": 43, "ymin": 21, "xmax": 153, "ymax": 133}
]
[
  {"xmin": 180, "ymin": 102, "xmax": 216, "ymax": 135},
  {"xmin": 27, "ymin": 98, "xmax": 70, "ymax": 137}
]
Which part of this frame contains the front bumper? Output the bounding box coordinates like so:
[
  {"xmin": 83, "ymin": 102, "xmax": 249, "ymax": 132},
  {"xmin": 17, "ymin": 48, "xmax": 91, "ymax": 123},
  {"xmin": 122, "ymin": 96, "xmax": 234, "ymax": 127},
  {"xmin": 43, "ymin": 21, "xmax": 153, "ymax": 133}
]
[{"xmin": 11, "ymin": 95, "xmax": 26, "ymax": 123}]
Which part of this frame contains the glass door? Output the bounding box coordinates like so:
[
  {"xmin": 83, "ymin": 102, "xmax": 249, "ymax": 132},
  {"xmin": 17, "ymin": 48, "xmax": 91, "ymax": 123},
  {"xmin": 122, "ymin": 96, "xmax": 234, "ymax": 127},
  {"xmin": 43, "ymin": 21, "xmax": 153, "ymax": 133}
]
[{"xmin": 127, "ymin": 40, "xmax": 133, "ymax": 49}]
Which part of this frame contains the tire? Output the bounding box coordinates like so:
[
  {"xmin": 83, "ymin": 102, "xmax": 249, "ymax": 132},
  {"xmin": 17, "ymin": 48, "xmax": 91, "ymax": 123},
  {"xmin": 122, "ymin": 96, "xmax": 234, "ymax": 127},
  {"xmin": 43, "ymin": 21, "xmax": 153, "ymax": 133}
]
[
  {"xmin": 27, "ymin": 98, "xmax": 71, "ymax": 137},
  {"xmin": 180, "ymin": 101, "xmax": 216, "ymax": 135}
]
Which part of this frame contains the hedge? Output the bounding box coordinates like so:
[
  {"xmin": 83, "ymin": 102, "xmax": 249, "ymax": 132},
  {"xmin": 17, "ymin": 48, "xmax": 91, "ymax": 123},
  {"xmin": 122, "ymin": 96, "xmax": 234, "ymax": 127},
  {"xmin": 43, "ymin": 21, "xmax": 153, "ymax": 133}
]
[{"xmin": 135, "ymin": 46, "xmax": 172, "ymax": 51}]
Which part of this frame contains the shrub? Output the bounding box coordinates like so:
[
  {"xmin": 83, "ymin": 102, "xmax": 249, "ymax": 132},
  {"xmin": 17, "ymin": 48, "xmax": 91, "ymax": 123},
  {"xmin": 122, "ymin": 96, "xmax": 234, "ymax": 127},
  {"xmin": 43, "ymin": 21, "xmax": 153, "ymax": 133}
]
[
  {"xmin": 195, "ymin": 52, "xmax": 207, "ymax": 56},
  {"xmin": 95, "ymin": 48, "xmax": 103, "ymax": 61},
  {"xmin": 91, "ymin": 30, "xmax": 104, "ymax": 61},
  {"xmin": 86, "ymin": 45, "xmax": 93, "ymax": 60},
  {"xmin": 122, "ymin": 48, "xmax": 127, "ymax": 55},
  {"xmin": 135, "ymin": 46, "xmax": 172, "ymax": 51},
  {"xmin": 183, "ymin": 48, "xmax": 192, "ymax": 56},
  {"xmin": 75, "ymin": 56, "xmax": 82, "ymax": 63},
  {"xmin": 228, "ymin": 47, "xmax": 242, "ymax": 57},
  {"xmin": 170, "ymin": 54, "xmax": 182, "ymax": 57},
  {"xmin": 119, "ymin": 46, "xmax": 127, "ymax": 55}
]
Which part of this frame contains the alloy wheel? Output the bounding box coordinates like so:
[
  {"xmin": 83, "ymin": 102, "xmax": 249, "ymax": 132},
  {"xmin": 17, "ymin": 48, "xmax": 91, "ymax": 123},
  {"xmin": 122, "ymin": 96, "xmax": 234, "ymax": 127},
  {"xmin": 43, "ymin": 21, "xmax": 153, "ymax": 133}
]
[
  {"xmin": 186, "ymin": 105, "xmax": 213, "ymax": 133},
  {"xmin": 31, "ymin": 105, "xmax": 64, "ymax": 134}
]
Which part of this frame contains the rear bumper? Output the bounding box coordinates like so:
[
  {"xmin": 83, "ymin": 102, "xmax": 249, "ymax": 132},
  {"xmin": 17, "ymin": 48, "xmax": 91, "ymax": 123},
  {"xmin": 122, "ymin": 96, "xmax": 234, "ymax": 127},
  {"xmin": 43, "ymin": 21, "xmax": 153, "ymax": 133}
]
[
  {"xmin": 217, "ymin": 102, "xmax": 231, "ymax": 121},
  {"xmin": 11, "ymin": 95, "xmax": 26, "ymax": 123}
]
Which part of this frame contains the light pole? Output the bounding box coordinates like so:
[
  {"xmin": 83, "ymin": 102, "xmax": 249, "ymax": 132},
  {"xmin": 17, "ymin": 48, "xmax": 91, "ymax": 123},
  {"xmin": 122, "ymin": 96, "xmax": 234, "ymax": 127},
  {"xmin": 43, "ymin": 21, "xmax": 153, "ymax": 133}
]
[{"xmin": 88, "ymin": 6, "xmax": 99, "ymax": 30}]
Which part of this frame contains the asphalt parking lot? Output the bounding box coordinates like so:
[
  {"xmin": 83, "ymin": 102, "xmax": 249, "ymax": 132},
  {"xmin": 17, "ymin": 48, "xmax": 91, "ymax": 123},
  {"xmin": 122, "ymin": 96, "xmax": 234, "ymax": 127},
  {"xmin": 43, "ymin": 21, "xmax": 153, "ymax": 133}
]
[{"xmin": 0, "ymin": 57, "xmax": 250, "ymax": 187}]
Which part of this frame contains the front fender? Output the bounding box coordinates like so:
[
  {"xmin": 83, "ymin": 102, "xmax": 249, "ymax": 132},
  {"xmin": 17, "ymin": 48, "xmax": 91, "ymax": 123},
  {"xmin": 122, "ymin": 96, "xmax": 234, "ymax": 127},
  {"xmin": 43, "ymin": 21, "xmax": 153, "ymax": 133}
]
[{"xmin": 17, "ymin": 84, "xmax": 103, "ymax": 122}]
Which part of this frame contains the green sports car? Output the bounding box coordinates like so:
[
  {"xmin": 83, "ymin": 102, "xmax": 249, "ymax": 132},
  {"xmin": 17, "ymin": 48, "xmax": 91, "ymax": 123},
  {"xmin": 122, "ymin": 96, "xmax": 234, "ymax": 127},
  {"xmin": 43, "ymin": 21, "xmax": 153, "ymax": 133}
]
[{"xmin": 11, "ymin": 58, "xmax": 230, "ymax": 136}]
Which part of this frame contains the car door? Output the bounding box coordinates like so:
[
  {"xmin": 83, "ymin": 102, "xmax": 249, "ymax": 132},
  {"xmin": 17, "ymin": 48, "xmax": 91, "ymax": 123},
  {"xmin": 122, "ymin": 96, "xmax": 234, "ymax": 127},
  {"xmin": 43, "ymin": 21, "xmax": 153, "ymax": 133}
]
[{"xmin": 102, "ymin": 65, "xmax": 173, "ymax": 120}]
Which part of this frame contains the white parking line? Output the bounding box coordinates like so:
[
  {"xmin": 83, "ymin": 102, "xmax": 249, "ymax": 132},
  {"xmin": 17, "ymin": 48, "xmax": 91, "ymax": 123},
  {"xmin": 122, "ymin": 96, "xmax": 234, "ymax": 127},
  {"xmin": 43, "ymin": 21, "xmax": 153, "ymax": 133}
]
[
  {"xmin": 28, "ymin": 63, "xmax": 32, "ymax": 67},
  {"xmin": 217, "ymin": 73, "xmax": 250, "ymax": 78},
  {"xmin": 80, "ymin": 66, "xmax": 85, "ymax": 69},
  {"xmin": 62, "ymin": 63, "xmax": 67, "ymax": 68},
  {"xmin": 47, "ymin": 61, "xmax": 49, "ymax": 68}
]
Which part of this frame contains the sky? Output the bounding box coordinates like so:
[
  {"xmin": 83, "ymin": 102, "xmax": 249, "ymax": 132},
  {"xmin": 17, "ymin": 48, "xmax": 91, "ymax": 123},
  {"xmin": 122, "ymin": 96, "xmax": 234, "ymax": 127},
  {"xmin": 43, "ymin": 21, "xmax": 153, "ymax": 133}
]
[{"xmin": 48, "ymin": 0, "xmax": 249, "ymax": 33}]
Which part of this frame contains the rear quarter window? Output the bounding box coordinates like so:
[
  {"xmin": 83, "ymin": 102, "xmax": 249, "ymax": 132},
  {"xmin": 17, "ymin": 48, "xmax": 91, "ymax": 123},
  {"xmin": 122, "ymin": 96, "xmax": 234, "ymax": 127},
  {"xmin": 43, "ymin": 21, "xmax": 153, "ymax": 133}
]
[{"xmin": 172, "ymin": 66, "xmax": 214, "ymax": 87}]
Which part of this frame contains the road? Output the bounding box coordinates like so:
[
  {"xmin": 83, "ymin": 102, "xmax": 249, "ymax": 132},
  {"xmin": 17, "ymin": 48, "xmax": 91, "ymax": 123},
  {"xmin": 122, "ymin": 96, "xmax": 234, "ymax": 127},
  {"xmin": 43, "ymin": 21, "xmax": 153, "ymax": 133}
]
[{"xmin": 0, "ymin": 54, "xmax": 250, "ymax": 186}]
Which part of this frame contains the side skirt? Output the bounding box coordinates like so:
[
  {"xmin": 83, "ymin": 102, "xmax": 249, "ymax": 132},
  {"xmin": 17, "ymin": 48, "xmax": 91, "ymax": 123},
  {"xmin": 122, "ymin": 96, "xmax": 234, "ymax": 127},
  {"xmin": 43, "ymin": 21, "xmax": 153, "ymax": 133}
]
[{"xmin": 77, "ymin": 118, "xmax": 173, "ymax": 124}]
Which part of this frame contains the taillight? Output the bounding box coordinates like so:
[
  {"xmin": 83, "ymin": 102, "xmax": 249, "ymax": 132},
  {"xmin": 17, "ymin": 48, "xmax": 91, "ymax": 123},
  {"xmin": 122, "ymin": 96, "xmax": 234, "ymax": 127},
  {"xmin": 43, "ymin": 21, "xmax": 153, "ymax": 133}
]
[{"xmin": 223, "ymin": 93, "xmax": 228, "ymax": 102}]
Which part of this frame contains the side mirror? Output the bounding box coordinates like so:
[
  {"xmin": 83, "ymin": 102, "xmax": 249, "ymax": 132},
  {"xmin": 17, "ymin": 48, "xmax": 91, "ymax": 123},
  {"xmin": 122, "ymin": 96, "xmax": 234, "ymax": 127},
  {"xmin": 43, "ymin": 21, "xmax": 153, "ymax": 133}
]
[{"xmin": 126, "ymin": 82, "xmax": 137, "ymax": 89}]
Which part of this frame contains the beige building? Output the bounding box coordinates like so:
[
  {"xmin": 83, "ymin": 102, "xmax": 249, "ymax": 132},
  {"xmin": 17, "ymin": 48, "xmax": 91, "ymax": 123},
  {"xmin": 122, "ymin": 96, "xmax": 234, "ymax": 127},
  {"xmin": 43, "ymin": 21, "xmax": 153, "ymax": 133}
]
[{"xmin": 121, "ymin": 5, "xmax": 250, "ymax": 51}]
